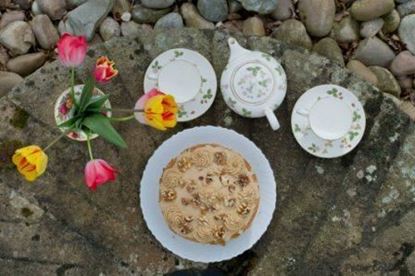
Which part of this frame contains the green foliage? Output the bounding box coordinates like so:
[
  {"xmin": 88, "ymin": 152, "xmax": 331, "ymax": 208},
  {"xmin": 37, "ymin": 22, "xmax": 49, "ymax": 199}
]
[
  {"xmin": 83, "ymin": 114, "xmax": 127, "ymax": 148},
  {"xmin": 58, "ymin": 79, "xmax": 127, "ymax": 148},
  {"xmin": 77, "ymin": 77, "xmax": 95, "ymax": 114}
]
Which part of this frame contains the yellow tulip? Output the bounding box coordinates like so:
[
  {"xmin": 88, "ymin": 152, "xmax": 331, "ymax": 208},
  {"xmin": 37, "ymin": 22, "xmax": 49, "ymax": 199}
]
[
  {"xmin": 12, "ymin": 145, "xmax": 48, "ymax": 182},
  {"xmin": 144, "ymin": 94, "xmax": 178, "ymax": 131}
]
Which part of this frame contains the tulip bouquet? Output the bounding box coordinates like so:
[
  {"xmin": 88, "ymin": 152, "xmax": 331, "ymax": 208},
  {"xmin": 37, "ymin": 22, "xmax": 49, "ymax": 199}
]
[{"xmin": 12, "ymin": 34, "xmax": 178, "ymax": 190}]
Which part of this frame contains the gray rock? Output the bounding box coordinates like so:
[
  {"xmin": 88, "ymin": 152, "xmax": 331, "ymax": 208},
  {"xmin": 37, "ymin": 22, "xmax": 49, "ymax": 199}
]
[
  {"xmin": 141, "ymin": 0, "xmax": 175, "ymax": 9},
  {"xmin": 272, "ymin": 19, "xmax": 312, "ymax": 49},
  {"xmin": 121, "ymin": 12, "xmax": 131, "ymax": 22},
  {"xmin": 397, "ymin": 76, "xmax": 412, "ymax": 94},
  {"xmin": 397, "ymin": 0, "xmax": 415, "ymax": 17},
  {"xmin": 0, "ymin": 45, "xmax": 9, "ymax": 67},
  {"xmin": 222, "ymin": 20, "xmax": 243, "ymax": 33},
  {"xmin": 99, "ymin": 17, "xmax": 120, "ymax": 41},
  {"xmin": 0, "ymin": 21, "xmax": 35, "ymax": 56},
  {"xmin": 331, "ymin": 16, "xmax": 360, "ymax": 43},
  {"xmin": 228, "ymin": 0, "xmax": 243, "ymax": 13},
  {"xmin": 6, "ymin": 52, "xmax": 47, "ymax": 76},
  {"xmin": 181, "ymin": 3, "xmax": 215, "ymax": 29},
  {"xmin": 197, "ymin": 0, "xmax": 228, "ymax": 22},
  {"xmin": 360, "ymin": 18, "xmax": 384, "ymax": 38},
  {"xmin": 4, "ymin": 28, "xmax": 415, "ymax": 276},
  {"xmin": 399, "ymin": 15, "xmax": 415, "ymax": 55},
  {"xmin": 390, "ymin": 51, "xmax": 415, "ymax": 76},
  {"xmin": 298, "ymin": 0, "xmax": 335, "ymax": 37},
  {"xmin": 0, "ymin": 10, "xmax": 25, "ymax": 29},
  {"xmin": 313, "ymin": 37, "xmax": 344, "ymax": 66},
  {"xmin": 132, "ymin": 4, "xmax": 171, "ymax": 24},
  {"xmin": 37, "ymin": 0, "xmax": 67, "ymax": 20},
  {"xmin": 0, "ymin": 71, "xmax": 23, "ymax": 97},
  {"xmin": 242, "ymin": 16, "xmax": 265, "ymax": 36},
  {"xmin": 61, "ymin": 0, "xmax": 114, "ymax": 41},
  {"xmin": 350, "ymin": 0, "xmax": 395, "ymax": 21},
  {"xmin": 382, "ymin": 9, "xmax": 400, "ymax": 33},
  {"xmin": 0, "ymin": 0, "xmax": 11, "ymax": 9},
  {"xmin": 353, "ymin": 37, "xmax": 395, "ymax": 67},
  {"xmin": 31, "ymin": 1, "xmax": 42, "ymax": 16},
  {"xmin": 120, "ymin": 21, "xmax": 141, "ymax": 38},
  {"xmin": 112, "ymin": 0, "xmax": 130, "ymax": 20},
  {"xmin": 31, "ymin": 14, "xmax": 59, "ymax": 50},
  {"xmin": 239, "ymin": 0, "xmax": 278, "ymax": 14},
  {"xmin": 14, "ymin": 0, "xmax": 31, "ymax": 9},
  {"xmin": 347, "ymin": 59, "xmax": 378, "ymax": 85},
  {"xmin": 57, "ymin": 20, "xmax": 65, "ymax": 35},
  {"xmin": 271, "ymin": 0, "xmax": 293, "ymax": 21},
  {"xmin": 369, "ymin": 66, "xmax": 401, "ymax": 97},
  {"xmin": 154, "ymin": 13, "xmax": 184, "ymax": 29},
  {"xmin": 399, "ymin": 100, "xmax": 415, "ymax": 121},
  {"xmin": 65, "ymin": 0, "xmax": 88, "ymax": 9},
  {"xmin": 398, "ymin": 75, "xmax": 413, "ymax": 91}
]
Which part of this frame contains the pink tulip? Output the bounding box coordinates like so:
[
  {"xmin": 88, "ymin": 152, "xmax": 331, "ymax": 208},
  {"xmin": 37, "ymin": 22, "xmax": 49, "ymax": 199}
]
[
  {"xmin": 57, "ymin": 33, "xmax": 88, "ymax": 67},
  {"xmin": 84, "ymin": 159, "xmax": 117, "ymax": 191},
  {"xmin": 134, "ymin": 88, "xmax": 165, "ymax": 125},
  {"xmin": 135, "ymin": 88, "xmax": 164, "ymax": 110}
]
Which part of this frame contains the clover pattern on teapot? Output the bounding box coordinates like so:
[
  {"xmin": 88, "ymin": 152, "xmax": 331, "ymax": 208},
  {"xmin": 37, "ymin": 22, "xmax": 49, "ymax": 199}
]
[{"xmin": 233, "ymin": 63, "xmax": 274, "ymax": 103}]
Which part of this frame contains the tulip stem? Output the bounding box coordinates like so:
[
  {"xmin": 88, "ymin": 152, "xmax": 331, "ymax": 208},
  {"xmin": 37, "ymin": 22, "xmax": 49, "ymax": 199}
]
[
  {"xmin": 110, "ymin": 115, "xmax": 136, "ymax": 122},
  {"xmin": 44, "ymin": 131, "xmax": 68, "ymax": 152},
  {"xmin": 102, "ymin": 108, "xmax": 144, "ymax": 113},
  {"xmin": 86, "ymin": 135, "xmax": 94, "ymax": 160},
  {"xmin": 70, "ymin": 68, "xmax": 77, "ymax": 106}
]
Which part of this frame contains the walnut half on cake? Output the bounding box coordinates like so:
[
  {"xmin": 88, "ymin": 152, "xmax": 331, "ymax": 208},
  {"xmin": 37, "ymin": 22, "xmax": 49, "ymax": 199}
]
[{"xmin": 159, "ymin": 144, "xmax": 260, "ymax": 245}]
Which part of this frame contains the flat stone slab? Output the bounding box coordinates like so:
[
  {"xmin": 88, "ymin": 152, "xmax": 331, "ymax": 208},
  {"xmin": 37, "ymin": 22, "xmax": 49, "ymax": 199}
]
[{"xmin": 0, "ymin": 29, "xmax": 414, "ymax": 275}]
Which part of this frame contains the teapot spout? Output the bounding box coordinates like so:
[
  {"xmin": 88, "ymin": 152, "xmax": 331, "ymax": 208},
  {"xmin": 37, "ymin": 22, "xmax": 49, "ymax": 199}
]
[{"xmin": 227, "ymin": 37, "xmax": 250, "ymax": 63}]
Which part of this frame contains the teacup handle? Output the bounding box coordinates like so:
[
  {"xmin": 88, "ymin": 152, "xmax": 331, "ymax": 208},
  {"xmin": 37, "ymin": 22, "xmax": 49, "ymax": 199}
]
[
  {"xmin": 265, "ymin": 108, "xmax": 280, "ymax": 131},
  {"xmin": 297, "ymin": 96, "xmax": 330, "ymax": 117}
]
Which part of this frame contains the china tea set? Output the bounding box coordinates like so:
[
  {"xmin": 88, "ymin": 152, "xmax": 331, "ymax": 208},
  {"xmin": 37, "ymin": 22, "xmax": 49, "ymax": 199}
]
[{"xmin": 144, "ymin": 37, "xmax": 366, "ymax": 158}]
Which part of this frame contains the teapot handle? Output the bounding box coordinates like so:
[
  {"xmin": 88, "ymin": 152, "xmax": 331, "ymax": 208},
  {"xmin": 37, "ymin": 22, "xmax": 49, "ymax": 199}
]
[
  {"xmin": 265, "ymin": 108, "xmax": 280, "ymax": 131},
  {"xmin": 228, "ymin": 37, "xmax": 251, "ymax": 63}
]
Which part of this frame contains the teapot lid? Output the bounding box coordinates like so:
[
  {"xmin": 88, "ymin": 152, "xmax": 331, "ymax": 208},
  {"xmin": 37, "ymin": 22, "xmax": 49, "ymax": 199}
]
[{"xmin": 221, "ymin": 37, "xmax": 287, "ymax": 118}]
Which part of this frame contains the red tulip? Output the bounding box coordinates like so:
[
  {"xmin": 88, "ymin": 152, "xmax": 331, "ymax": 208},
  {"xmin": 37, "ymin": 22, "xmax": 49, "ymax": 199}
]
[
  {"xmin": 57, "ymin": 33, "xmax": 88, "ymax": 67},
  {"xmin": 84, "ymin": 159, "xmax": 117, "ymax": 191},
  {"xmin": 93, "ymin": 56, "xmax": 118, "ymax": 83}
]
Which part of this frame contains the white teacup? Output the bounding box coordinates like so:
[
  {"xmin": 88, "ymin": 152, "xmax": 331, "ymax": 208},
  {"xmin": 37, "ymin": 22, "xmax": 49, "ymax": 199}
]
[
  {"xmin": 298, "ymin": 97, "xmax": 353, "ymax": 140},
  {"xmin": 149, "ymin": 59, "xmax": 201, "ymax": 104}
]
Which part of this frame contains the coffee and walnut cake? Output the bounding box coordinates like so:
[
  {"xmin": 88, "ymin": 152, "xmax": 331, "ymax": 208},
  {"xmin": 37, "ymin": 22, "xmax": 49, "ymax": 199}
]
[{"xmin": 159, "ymin": 144, "xmax": 260, "ymax": 245}]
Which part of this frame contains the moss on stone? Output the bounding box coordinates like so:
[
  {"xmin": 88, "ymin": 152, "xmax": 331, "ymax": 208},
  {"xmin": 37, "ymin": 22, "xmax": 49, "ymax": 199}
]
[
  {"xmin": 10, "ymin": 106, "xmax": 29, "ymax": 129},
  {"xmin": 21, "ymin": 207, "xmax": 34, "ymax": 217},
  {"xmin": 0, "ymin": 140, "xmax": 23, "ymax": 169},
  {"xmin": 87, "ymin": 49, "xmax": 95, "ymax": 58}
]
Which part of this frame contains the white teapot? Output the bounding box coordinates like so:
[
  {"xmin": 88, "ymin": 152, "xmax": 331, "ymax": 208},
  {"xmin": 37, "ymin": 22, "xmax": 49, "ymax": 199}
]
[{"xmin": 220, "ymin": 37, "xmax": 287, "ymax": 130}]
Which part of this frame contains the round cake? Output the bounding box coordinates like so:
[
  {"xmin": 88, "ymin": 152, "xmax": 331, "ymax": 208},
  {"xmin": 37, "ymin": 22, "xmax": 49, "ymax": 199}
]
[{"xmin": 159, "ymin": 144, "xmax": 260, "ymax": 245}]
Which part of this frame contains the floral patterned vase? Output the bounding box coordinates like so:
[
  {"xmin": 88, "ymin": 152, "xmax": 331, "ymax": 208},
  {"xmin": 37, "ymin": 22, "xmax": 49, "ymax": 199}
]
[{"xmin": 54, "ymin": 85, "xmax": 112, "ymax": 141}]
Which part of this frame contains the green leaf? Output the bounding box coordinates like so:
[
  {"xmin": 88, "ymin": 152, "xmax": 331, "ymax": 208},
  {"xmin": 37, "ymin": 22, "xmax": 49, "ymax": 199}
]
[
  {"xmin": 82, "ymin": 114, "xmax": 127, "ymax": 148},
  {"xmin": 57, "ymin": 115, "xmax": 81, "ymax": 128},
  {"xmin": 85, "ymin": 95, "xmax": 109, "ymax": 112},
  {"xmin": 77, "ymin": 77, "xmax": 95, "ymax": 114},
  {"xmin": 75, "ymin": 117, "xmax": 84, "ymax": 129}
]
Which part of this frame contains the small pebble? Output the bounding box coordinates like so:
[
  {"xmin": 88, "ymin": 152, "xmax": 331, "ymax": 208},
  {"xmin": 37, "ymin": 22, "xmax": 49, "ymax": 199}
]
[
  {"xmin": 360, "ymin": 18, "xmax": 384, "ymax": 38},
  {"xmin": 242, "ymin": 16, "xmax": 265, "ymax": 36}
]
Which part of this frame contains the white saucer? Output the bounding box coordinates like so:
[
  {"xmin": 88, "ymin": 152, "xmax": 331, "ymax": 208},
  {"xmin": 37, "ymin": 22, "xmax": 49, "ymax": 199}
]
[
  {"xmin": 144, "ymin": 49, "xmax": 217, "ymax": 122},
  {"xmin": 291, "ymin": 84, "xmax": 366, "ymax": 158},
  {"xmin": 140, "ymin": 126, "xmax": 276, "ymax": 263}
]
